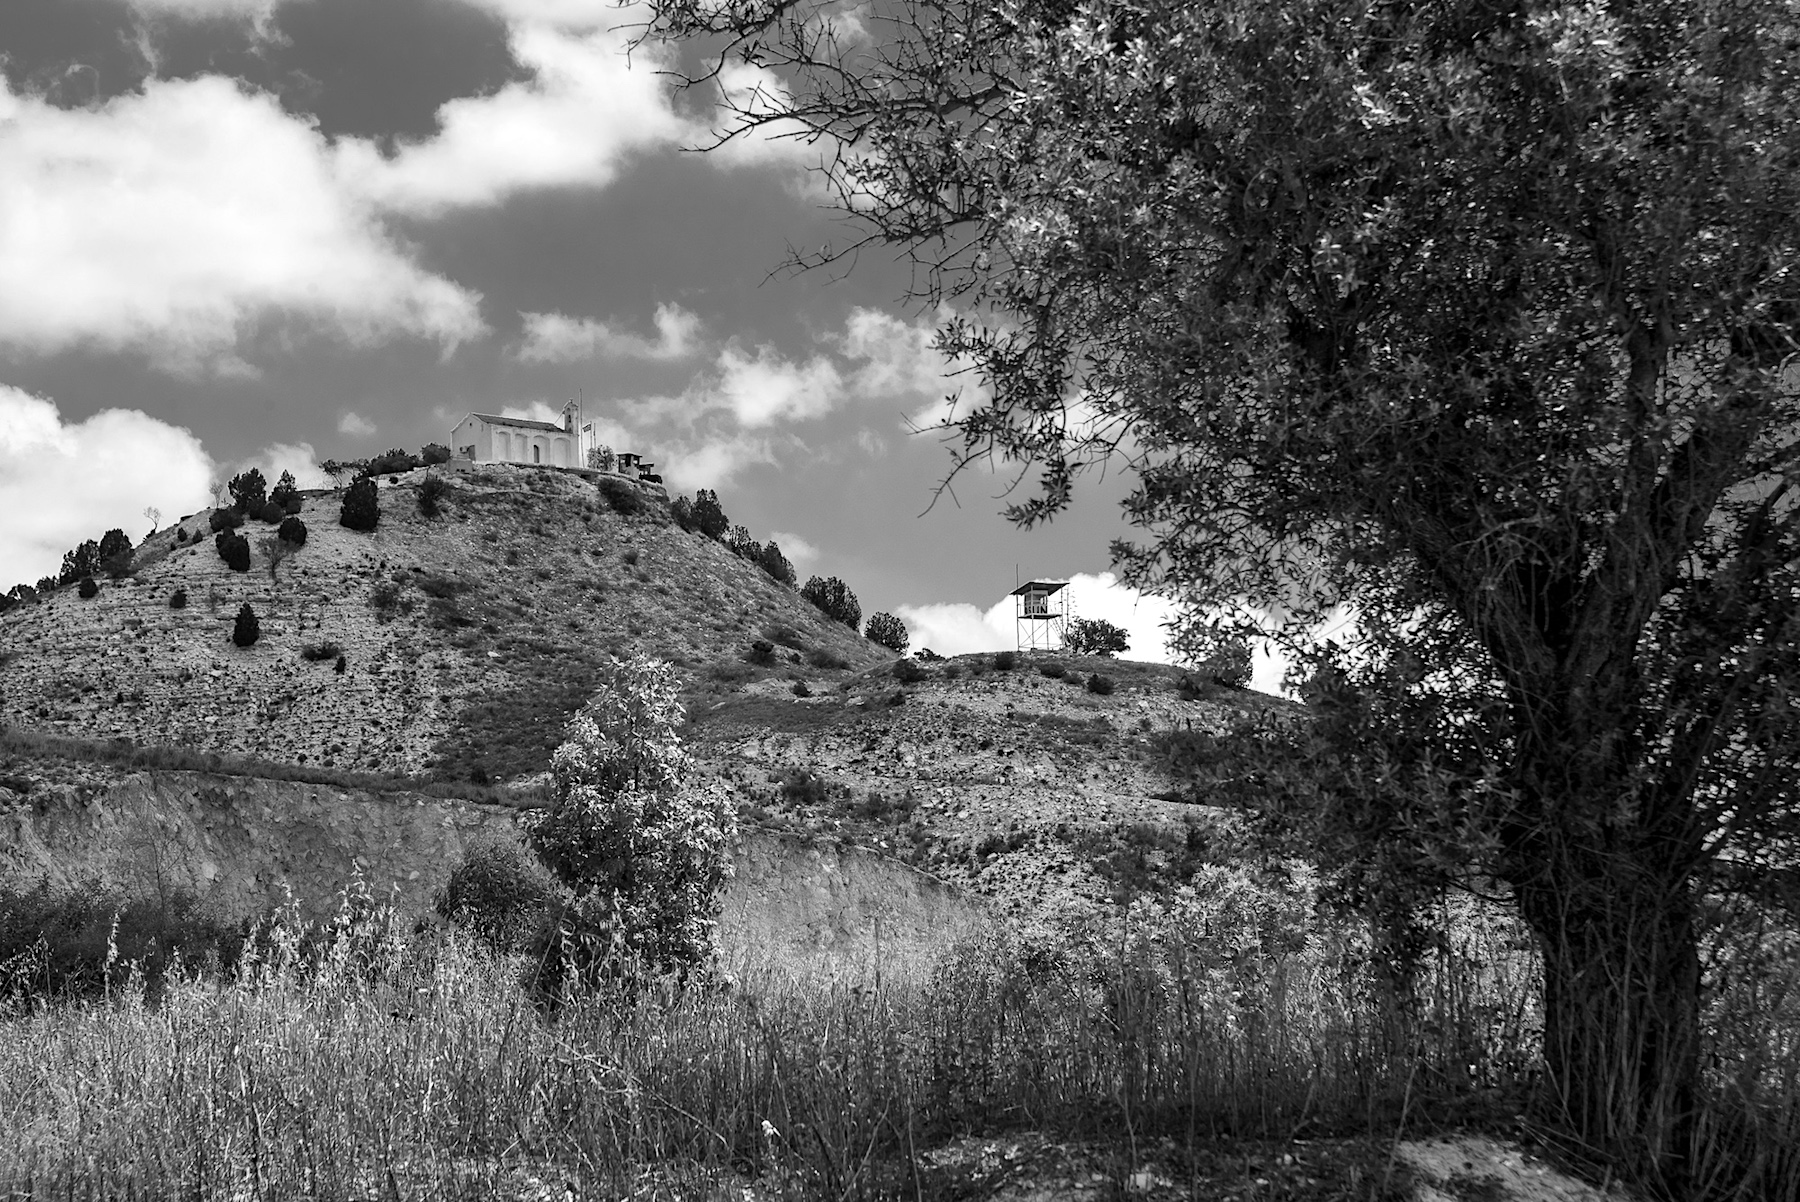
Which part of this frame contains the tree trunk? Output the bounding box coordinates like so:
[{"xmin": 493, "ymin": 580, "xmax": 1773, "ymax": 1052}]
[{"xmin": 1516, "ymin": 861, "xmax": 1702, "ymax": 1196}]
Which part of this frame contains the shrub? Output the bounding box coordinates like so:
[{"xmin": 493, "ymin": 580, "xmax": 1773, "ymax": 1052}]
[
  {"xmin": 1066, "ymin": 617, "xmax": 1131, "ymax": 658},
  {"xmin": 778, "ymin": 767, "xmax": 829, "ymax": 806},
  {"xmin": 435, "ymin": 842, "xmax": 560, "ymax": 954},
  {"xmin": 524, "ymin": 655, "xmax": 736, "ymax": 992},
  {"xmin": 232, "ymin": 603, "xmax": 260, "ymax": 648},
  {"xmin": 417, "ymin": 474, "xmax": 450, "ymax": 517},
  {"xmin": 598, "ymin": 477, "xmax": 643, "ymax": 517},
  {"xmin": 227, "ymin": 468, "xmax": 267, "ymax": 513},
  {"xmin": 77, "ymin": 577, "xmax": 98, "ymax": 599},
  {"xmin": 214, "ymin": 530, "xmax": 250, "ymax": 572},
  {"xmin": 269, "ymin": 470, "xmax": 301, "ymax": 513},
  {"xmin": 301, "ymin": 641, "xmax": 343, "ymax": 662},
  {"xmin": 893, "ymin": 658, "xmax": 927, "ymax": 684},
  {"xmin": 365, "ymin": 448, "xmax": 421, "ymax": 476},
  {"xmin": 689, "ymin": 489, "xmax": 729, "ymax": 539},
  {"xmin": 669, "ymin": 495, "xmax": 694, "ymax": 529},
  {"xmin": 725, "ymin": 525, "xmax": 760, "ymax": 560},
  {"xmin": 420, "ymin": 442, "xmax": 451, "ymax": 466},
  {"xmin": 791, "ymin": 679, "xmax": 812, "ymax": 698},
  {"xmin": 747, "ymin": 640, "xmax": 776, "ymax": 666},
  {"xmin": 256, "ymin": 501, "xmax": 285, "ymax": 524},
  {"xmin": 1196, "ymin": 638, "xmax": 1255, "ymax": 689},
  {"xmin": 97, "ymin": 528, "xmax": 133, "ymax": 576},
  {"xmin": 806, "ymin": 646, "xmax": 850, "ymax": 670},
  {"xmin": 1039, "ymin": 662, "xmax": 1067, "ymax": 678},
  {"xmin": 169, "ymin": 587, "xmax": 188, "ymax": 609},
  {"xmin": 277, "ymin": 516, "xmax": 307, "ymax": 546},
  {"xmin": 1086, "ymin": 672, "xmax": 1116, "ymax": 695},
  {"xmin": 339, "ymin": 477, "xmax": 379, "ymax": 532},
  {"xmin": 801, "ymin": 576, "xmax": 861, "ymax": 629},
  {"xmin": 865, "ymin": 612, "xmax": 909, "ymax": 653},
  {"xmin": 334, "ymin": 654, "xmax": 347, "ymax": 674},
  {"xmin": 994, "ymin": 650, "xmax": 1017, "ymax": 671},
  {"xmin": 758, "ymin": 540, "xmax": 797, "ymax": 587},
  {"xmin": 58, "ymin": 539, "xmax": 100, "ymax": 585},
  {"xmin": 587, "ymin": 444, "xmax": 617, "ymax": 472},
  {"xmin": 207, "ymin": 507, "xmax": 243, "ymax": 533}
]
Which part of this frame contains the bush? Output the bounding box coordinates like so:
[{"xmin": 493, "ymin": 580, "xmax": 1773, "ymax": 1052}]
[
  {"xmin": 994, "ymin": 650, "xmax": 1017, "ymax": 671},
  {"xmin": 778, "ymin": 767, "xmax": 829, "ymax": 806},
  {"xmin": 98, "ymin": 528, "xmax": 133, "ymax": 576},
  {"xmin": 1066, "ymin": 617, "xmax": 1131, "ymax": 658},
  {"xmin": 1039, "ymin": 662, "xmax": 1067, "ymax": 678},
  {"xmin": 77, "ymin": 577, "xmax": 98, "ymax": 599},
  {"xmin": 747, "ymin": 640, "xmax": 777, "ymax": 666},
  {"xmin": 365, "ymin": 448, "xmax": 421, "ymax": 476},
  {"xmin": 339, "ymin": 477, "xmax": 379, "ymax": 532},
  {"xmin": 277, "ymin": 516, "xmax": 307, "ymax": 546},
  {"xmin": 169, "ymin": 587, "xmax": 188, "ymax": 609},
  {"xmin": 334, "ymin": 654, "xmax": 347, "ymax": 674},
  {"xmin": 806, "ymin": 646, "xmax": 850, "ymax": 670},
  {"xmin": 435, "ymin": 842, "xmax": 560, "ymax": 954},
  {"xmin": 758, "ymin": 541, "xmax": 797, "ymax": 587},
  {"xmin": 301, "ymin": 641, "xmax": 342, "ymax": 662},
  {"xmin": 725, "ymin": 525, "xmax": 760, "ymax": 560},
  {"xmin": 801, "ymin": 575, "xmax": 861, "ymax": 629},
  {"xmin": 1087, "ymin": 672, "xmax": 1116, "ymax": 695},
  {"xmin": 214, "ymin": 530, "xmax": 250, "ymax": 572},
  {"xmin": 232, "ymin": 604, "xmax": 260, "ymax": 648},
  {"xmin": 0, "ymin": 878, "xmax": 241, "ymax": 1003},
  {"xmin": 58, "ymin": 539, "xmax": 99, "ymax": 584},
  {"xmin": 257, "ymin": 501, "xmax": 286, "ymax": 524},
  {"xmin": 689, "ymin": 489, "xmax": 729, "ymax": 539},
  {"xmin": 417, "ymin": 474, "xmax": 450, "ymax": 517},
  {"xmin": 524, "ymin": 655, "xmax": 736, "ymax": 993},
  {"xmin": 207, "ymin": 507, "xmax": 243, "ymax": 533},
  {"xmin": 269, "ymin": 470, "xmax": 301, "ymax": 513},
  {"xmin": 791, "ymin": 679, "xmax": 812, "ymax": 698},
  {"xmin": 227, "ymin": 468, "xmax": 267, "ymax": 513},
  {"xmin": 893, "ymin": 658, "xmax": 928, "ymax": 684},
  {"xmin": 865, "ymin": 612, "xmax": 909, "ymax": 653},
  {"xmin": 598, "ymin": 477, "xmax": 643, "ymax": 516},
  {"xmin": 420, "ymin": 442, "xmax": 451, "ymax": 466}
]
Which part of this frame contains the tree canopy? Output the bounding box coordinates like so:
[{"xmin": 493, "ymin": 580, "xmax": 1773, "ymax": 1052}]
[{"xmin": 653, "ymin": 0, "xmax": 1800, "ymax": 1189}]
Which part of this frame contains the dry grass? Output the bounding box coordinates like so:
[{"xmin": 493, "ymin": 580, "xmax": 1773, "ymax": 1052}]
[{"xmin": 0, "ymin": 870, "xmax": 1546, "ymax": 1201}]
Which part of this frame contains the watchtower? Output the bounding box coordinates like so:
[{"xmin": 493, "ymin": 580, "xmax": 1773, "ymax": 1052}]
[{"xmin": 1012, "ymin": 579, "xmax": 1069, "ymax": 653}]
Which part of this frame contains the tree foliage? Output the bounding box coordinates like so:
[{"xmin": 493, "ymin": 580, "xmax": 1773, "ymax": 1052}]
[
  {"xmin": 525, "ymin": 656, "xmax": 735, "ymax": 990},
  {"xmin": 339, "ymin": 477, "xmax": 380, "ymax": 533},
  {"xmin": 689, "ymin": 489, "xmax": 729, "ymax": 540},
  {"xmin": 226, "ymin": 469, "xmax": 266, "ymax": 514},
  {"xmin": 801, "ymin": 575, "xmax": 861, "ymax": 630},
  {"xmin": 269, "ymin": 470, "xmax": 302, "ymax": 513},
  {"xmin": 757, "ymin": 540, "xmax": 797, "ymax": 587},
  {"xmin": 864, "ymin": 611, "xmax": 909, "ymax": 653},
  {"xmin": 214, "ymin": 530, "xmax": 250, "ymax": 573},
  {"xmin": 1064, "ymin": 617, "xmax": 1129, "ymax": 658},
  {"xmin": 232, "ymin": 603, "xmax": 259, "ymax": 648},
  {"xmin": 58, "ymin": 540, "xmax": 99, "ymax": 586},
  {"xmin": 653, "ymin": 0, "xmax": 1800, "ymax": 1187},
  {"xmin": 277, "ymin": 516, "xmax": 307, "ymax": 546}
]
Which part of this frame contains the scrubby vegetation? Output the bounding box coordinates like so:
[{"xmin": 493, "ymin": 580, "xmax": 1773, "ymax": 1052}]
[
  {"xmin": 214, "ymin": 530, "xmax": 250, "ymax": 572},
  {"xmin": 76, "ymin": 577, "xmax": 98, "ymax": 599},
  {"xmin": 232, "ymin": 604, "xmax": 260, "ymax": 648},
  {"xmin": 800, "ymin": 576, "xmax": 860, "ymax": 630},
  {"xmin": 339, "ymin": 477, "xmax": 380, "ymax": 532},
  {"xmin": 864, "ymin": 611, "xmax": 908, "ymax": 653}
]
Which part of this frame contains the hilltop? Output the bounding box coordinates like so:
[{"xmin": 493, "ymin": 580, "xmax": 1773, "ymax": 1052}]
[
  {"xmin": 0, "ymin": 461, "xmax": 1294, "ymax": 924},
  {"xmin": 0, "ymin": 463, "xmax": 887, "ymax": 787}
]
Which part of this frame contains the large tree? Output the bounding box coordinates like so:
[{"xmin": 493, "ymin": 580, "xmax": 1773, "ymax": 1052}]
[{"xmin": 652, "ymin": 0, "xmax": 1800, "ymax": 1189}]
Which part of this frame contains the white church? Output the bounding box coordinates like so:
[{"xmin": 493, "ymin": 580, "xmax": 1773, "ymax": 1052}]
[{"xmin": 451, "ymin": 402, "xmax": 582, "ymax": 468}]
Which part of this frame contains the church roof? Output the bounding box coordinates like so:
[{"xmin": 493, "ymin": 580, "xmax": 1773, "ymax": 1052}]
[{"xmin": 465, "ymin": 412, "xmax": 566, "ymax": 433}]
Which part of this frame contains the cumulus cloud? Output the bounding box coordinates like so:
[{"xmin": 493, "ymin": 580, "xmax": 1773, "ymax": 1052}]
[
  {"xmin": 656, "ymin": 434, "xmax": 775, "ymax": 492},
  {"xmin": 336, "ymin": 22, "xmax": 686, "ymax": 217},
  {"xmin": 236, "ymin": 441, "xmax": 329, "ymax": 491},
  {"xmin": 0, "ymin": 385, "xmax": 215, "ymax": 585},
  {"xmin": 767, "ymin": 531, "xmax": 820, "ymax": 566},
  {"xmin": 0, "ymin": 76, "xmax": 485, "ymax": 372},
  {"xmin": 337, "ymin": 412, "xmax": 378, "ymax": 437},
  {"xmin": 517, "ymin": 303, "xmax": 702, "ymax": 363}
]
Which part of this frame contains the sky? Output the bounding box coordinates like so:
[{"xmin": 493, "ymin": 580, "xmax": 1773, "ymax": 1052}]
[{"xmin": 0, "ymin": 0, "xmax": 1284, "ymax": 690}]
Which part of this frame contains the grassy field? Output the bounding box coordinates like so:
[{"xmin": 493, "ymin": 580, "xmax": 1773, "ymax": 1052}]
[{"xmin": 0, "ymin": 868, "xmax": 1542, "ymax": 1201}]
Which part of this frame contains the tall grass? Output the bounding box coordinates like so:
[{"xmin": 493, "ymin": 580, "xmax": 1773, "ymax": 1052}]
[{"xmin": 0, "ymin": 870, "xmax": 1545, "ymax": 1200}]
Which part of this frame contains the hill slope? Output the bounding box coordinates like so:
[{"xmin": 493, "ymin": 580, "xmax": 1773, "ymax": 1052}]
[{"xmin": 0, "ymin": 463, "xmax": 888, "ymax": 785}]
